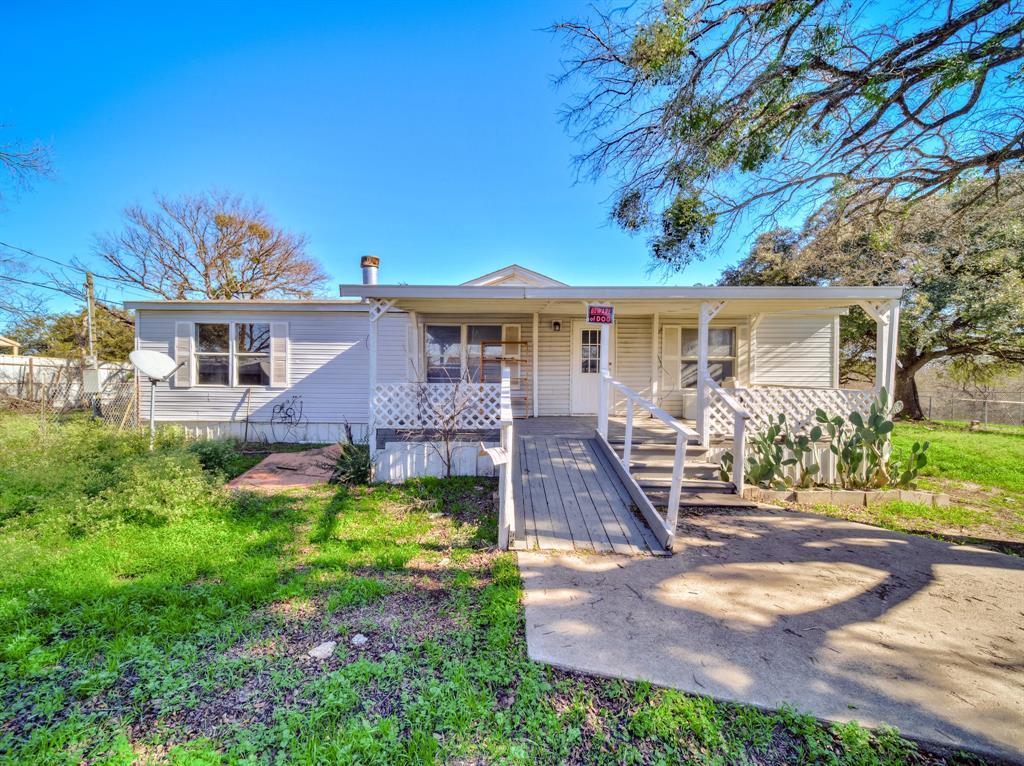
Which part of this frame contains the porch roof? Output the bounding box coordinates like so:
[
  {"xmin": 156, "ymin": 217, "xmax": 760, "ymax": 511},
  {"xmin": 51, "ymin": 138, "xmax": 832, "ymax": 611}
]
[{"xmin": 338, "ymin": 283, "xmax": 903, "ymax": 316}]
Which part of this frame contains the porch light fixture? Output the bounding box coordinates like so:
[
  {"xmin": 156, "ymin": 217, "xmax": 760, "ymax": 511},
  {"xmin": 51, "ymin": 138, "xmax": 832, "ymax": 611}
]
[{"xmin": 552, "ymin": 321, "xmax": 561, "ymax": 333}]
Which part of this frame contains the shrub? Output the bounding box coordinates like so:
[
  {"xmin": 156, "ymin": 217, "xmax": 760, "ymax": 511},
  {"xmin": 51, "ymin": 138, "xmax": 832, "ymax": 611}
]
[
  {"xmin": 331, "ymin": 443, "xmax": 372, "ymax": 486},
  {"xmin": 330, "ymin": 424, "xmax": 372, "ymax": 486},
  {"xmin": 187, "ymin": 439, "xmax": 242, "ymax": 475}
]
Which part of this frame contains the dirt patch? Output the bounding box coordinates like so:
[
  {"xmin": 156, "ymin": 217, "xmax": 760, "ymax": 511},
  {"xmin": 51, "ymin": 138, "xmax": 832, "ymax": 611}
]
[{"xmin": 108, "ymin": 565, "xmax": 495, "ymax": 744}]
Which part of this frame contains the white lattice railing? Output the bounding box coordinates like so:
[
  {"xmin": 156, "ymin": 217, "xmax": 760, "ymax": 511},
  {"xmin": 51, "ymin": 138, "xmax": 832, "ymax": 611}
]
[
  {"xmin": 708, "ymin": 386, "xmax": 877, "ymax": 438},
  {"xmin": 373, "ymin": 382, "xmax": 502, "ymax": 430}
]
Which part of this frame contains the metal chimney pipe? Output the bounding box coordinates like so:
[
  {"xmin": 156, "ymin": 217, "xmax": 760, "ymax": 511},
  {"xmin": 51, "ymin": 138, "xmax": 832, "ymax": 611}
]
[{"xmin": 360, "ymin": 255, "xmax": 379, "ymax": 285}]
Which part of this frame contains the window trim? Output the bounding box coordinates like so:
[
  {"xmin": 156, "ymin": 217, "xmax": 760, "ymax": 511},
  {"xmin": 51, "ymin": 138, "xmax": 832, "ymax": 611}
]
[{"xmin": 193, "ymin": 322, "xmax": 272, "ymax": 388}]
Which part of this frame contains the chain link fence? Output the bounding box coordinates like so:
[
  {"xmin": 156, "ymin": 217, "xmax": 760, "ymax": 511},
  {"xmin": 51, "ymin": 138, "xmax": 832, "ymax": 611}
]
[
  {"xmin": 920, "ymin": 390, "xmax": 1024, "ymax": 427},
  {"xmin": 0, "ymin": 355, "xmax": 139, "ymax": 431}
]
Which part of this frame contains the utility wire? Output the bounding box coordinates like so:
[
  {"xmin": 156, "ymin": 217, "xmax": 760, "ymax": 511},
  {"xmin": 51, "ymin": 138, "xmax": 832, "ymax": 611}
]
[{"xmin": 0, "ymin": 240, "xmax": 155, "ymax": 298}]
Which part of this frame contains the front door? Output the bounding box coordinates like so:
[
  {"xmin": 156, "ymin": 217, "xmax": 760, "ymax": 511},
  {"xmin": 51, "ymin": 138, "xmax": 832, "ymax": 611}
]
[{"xmin": 570, "ymin": 321, "xmax": 612, "ymax": 415}]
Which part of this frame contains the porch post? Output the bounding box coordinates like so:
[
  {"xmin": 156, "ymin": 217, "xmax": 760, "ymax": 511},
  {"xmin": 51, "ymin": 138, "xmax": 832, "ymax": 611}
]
[
  {"xmin": 697, "ymin": 301, "xmax": 725, "ymax": 446},
  {"xmin": 367, "ymin": 298, "xmax": 395, "ymax": 457},
  {"xmin": 368, "ymin": 307, "xmax": 378, "ymax": 453},
  {"xmin": 651, "ymin": 312, "xmax": 660, "ymax": 406},
  {"xmin": 862, "ymin": 299, "xmax": 901, "ymax": 397},
  {"xmin": 880, "ymin": 299, "xmax": 900, "ymax": 395},
  {"xmin": 532, "ymin": 312, "xmax": 539, "ymax": 417},
  {"xmin": 697, "ymin": 303, "xmax": 711, "ymax": 446},
  {"xmin": 597, "ymin": 320, "xmax": 610, "ymax": 438}
]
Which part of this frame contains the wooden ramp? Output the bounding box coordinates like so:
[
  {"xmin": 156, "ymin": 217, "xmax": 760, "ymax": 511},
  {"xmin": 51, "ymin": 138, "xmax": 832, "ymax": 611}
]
[{"xmin": 511, "ymin": 426, "xmax": 664, "ymax": 555}]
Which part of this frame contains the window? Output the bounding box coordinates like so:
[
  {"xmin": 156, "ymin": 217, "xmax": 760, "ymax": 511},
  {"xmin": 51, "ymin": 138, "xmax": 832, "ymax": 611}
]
[
  {"xmin": 425, "ymin": 325, "xmax": 462, "ymax": 382},
  {"xmin": 680, "ymin": 327, "xmax": 735, "ymax": 387},
  {"xmin": 467, "ymin": 325, "xmax": 503, "ymax": 382},
  {"xmin": 194, "ymin": 322, "xmax": 272, "ymax": 386},
  {"xmin": 195, "ymin": 323, "xmax": 230, "ymax": 385},
  {"xmin": 424, "ymin": 324, "xmax": 504, "ymax": 382},
  {"xmin": 580, "ymin": 328, "xmax": 601, "ymax": 373},
  {"xmin": 236, "ymin": 323, "xmax": 271, "ymax": 385}
]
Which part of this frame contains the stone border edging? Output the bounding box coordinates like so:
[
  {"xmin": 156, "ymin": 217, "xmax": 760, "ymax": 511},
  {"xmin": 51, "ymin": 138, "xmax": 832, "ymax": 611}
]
[{"xmin": 742, "ymin": 487, "xmax": 950, "ymax": 508}]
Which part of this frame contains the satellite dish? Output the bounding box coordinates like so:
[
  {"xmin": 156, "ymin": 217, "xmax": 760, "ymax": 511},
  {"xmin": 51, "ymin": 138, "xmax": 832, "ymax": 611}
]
[
  {"xmin": 129, "ymin": 350, "xmax": 185, "ymax": 449},
  {"xmin": 130, "ymin": 349, "xmax": 180, "ymax": 381}
]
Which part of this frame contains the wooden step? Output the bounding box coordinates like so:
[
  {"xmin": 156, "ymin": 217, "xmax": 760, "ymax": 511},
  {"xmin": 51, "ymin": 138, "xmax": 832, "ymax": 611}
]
[
  {"xmin": 630, "ymin": 462, "xmax": 721, "ymax": 481},
  {"xmin": 608, "ymin": 442, "xmax": 708, "ymax": 457},
  {"xmin": 645, "ymin": 488, "xmax": 760, "ymax": 509},
  {"xmin": 639, "ymin": 478, "xmax": 736, "ymax": 492}
]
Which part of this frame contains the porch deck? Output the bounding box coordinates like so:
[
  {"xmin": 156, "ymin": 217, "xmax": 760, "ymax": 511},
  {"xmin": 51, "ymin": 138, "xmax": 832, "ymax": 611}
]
[{"xmin": 511, "ymin": 417, "xmax": 667, "ymax": 555}]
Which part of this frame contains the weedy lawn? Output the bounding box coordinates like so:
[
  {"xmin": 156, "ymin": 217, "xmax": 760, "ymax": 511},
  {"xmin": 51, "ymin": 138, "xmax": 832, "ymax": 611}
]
[
  {"xmin": 811, "ymin": 421, "xmax": 1024, "ymax": 554},
  {"xmin": 0, "ymin": 414, "xmax": 991, "ymax": 764}
]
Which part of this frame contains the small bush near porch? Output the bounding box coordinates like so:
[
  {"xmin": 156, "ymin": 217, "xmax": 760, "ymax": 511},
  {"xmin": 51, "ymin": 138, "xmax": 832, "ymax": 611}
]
[
  {"xmin": 810, "ymin": 421, "xmax": 1024, "ymax": 555},
  {"xmin": 0, "ymin": 413, "xmax": 989, "ymax": 764}
]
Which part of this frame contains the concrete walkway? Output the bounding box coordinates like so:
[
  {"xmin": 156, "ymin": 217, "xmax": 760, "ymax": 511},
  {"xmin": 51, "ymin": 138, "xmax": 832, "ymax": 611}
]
[{"xmin": 519, "ymin": 508, "xmax": 1024, "ymax": 762}]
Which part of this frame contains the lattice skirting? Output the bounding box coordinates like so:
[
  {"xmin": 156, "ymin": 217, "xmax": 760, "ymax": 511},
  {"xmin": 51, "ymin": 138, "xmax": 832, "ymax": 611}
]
[
  {"xmin": 708, "ymin": 386, "xmax": 877, "ymax": 438},
  {"xmin": 374, "ymin": 382, "xmax": 502, "ymax": 429}
]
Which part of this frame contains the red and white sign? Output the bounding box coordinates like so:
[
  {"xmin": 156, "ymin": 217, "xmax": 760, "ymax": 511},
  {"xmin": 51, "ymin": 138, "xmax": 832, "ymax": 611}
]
[{"xmin": 586, "ymin": 303, "xmax": 614, "ymax": 325}]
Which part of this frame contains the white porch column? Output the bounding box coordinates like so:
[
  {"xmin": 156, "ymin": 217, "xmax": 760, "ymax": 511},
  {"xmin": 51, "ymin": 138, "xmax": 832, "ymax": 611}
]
[
  {"xmin": 367, "ymin": 299, "xmax": 395, "ymax": 456},
  {"xmin": 860, "ymin": 299, "xmax": 901, "ymax": 396},
  {"xmin": 696, "ymin": 301, "xmax": 724, "ymax": 446},
  {"xmin": 532, "ymin": 312, "xmax": 539, "ymax": 417},
  {"xmin": 651, "ymin": 312, "xmax": 660, "ymax": 405},
  {"xmin": 368, "ymin": 310, "xmax": 378, "ymax": 451},
  {"xmin": 597, "ymin": 320, "xmax": 610, "ymax": 437},
  {"xmin": 880, "ymin": 299, "xmax": 900, "ymax": 395}
]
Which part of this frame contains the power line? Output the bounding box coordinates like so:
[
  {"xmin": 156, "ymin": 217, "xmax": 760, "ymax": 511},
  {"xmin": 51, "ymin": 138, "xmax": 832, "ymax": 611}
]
[
  {"xmin": 0, "ymin": 239, "xmax": 153, "ymax": 296},
  {"xmin": 2, "ymin": 274, "xmax": 78, "ymax": 296}
]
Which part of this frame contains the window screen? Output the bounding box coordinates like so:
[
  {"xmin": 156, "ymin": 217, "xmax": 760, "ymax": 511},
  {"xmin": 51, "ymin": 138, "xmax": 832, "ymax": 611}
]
[
  {"xmin": 425, "ymin": 326, "xmax": 462, "ymax": 382},
  {"xmin": 195, "ymin": 323, "xmax": 230, "ymax": 385}
]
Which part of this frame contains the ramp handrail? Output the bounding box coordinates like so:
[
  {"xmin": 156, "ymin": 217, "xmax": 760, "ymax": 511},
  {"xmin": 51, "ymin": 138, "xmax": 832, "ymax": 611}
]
[
  {"xmin": 598, "ymin": 373, "xmax": 699, "ymax": 543},
  {"xmin": 481, "ymin": 367, "xmax": 516, "ymax": 549}
]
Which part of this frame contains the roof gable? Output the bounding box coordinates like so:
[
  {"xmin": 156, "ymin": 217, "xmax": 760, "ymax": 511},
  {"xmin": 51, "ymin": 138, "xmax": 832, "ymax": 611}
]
[{"xmin": 461, "ymin": 264, "xmax": 567, "ymax": 287}]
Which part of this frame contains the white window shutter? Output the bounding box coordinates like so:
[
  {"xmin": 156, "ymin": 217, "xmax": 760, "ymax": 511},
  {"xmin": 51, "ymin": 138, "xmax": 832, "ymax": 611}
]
[
  {"xmin": 661, "ymin": 326, "xmax": 681, "ymax": 391},
  {"xmin": 270, "ymin": 322, "xmax": 289, "ymax": 387},
  {"xmin": 174, "ymin": 322, "xmax": 193, "ymax": 388}
]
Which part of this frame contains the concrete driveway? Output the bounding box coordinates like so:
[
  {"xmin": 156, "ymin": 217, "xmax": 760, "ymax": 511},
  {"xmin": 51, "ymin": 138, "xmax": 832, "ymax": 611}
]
[{"xmin": 518, "ymin": 508, "xmax": 1024, "ymax": 762}]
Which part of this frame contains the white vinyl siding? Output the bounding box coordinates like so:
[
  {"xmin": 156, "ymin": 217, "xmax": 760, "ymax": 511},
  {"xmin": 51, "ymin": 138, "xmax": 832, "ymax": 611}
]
[
  {"xmin": 753, "ymin": 314, "xmax": 837, "ymax": 387},
  {"xmin": 537, "ymin": 315, "xmax": 572, "ymax": 415},
  {"xmin": 612, "ymin": 315, "xmax": 652, "ymax": 412},
  {"xmin": 137, "ymin": 309, "xmax": 409, "ymax": 431}
]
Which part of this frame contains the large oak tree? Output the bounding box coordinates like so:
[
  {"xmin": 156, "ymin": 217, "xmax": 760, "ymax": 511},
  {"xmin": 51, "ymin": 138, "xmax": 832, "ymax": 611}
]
[
  {"xmin": 94, "ymin": 190, "xmax": 328, "ymax": 300},
  {"xmin": 555, "ymin": 0, "xmax": 1024, "ymax": 271},
  {"xmin": 720, "ymin": 176, "xmax": 1024, "ymax": 418}
]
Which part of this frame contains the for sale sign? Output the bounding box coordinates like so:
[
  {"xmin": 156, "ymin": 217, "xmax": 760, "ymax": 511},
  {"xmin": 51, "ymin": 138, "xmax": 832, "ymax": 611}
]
[{"xmin": 587, "ymin": 303, "xmax": 614, "ymax": 325}]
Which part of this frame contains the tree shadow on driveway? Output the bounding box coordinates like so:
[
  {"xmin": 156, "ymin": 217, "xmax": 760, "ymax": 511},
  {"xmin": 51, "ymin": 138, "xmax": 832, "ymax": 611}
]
[{"xmin": 518, "ymin": 507, "xmax": 1024, "ymax": 763}]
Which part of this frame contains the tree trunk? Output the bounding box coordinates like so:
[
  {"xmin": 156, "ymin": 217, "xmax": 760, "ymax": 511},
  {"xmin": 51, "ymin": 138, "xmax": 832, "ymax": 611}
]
[{"xmin": 894, "ymin": 367, "xmax": 924, "ymax": 420}]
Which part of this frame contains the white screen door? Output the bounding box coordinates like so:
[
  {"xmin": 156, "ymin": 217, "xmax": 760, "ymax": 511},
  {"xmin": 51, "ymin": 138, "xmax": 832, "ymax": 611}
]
[{"xmin": 570, "ymin": 321, "xmax": 613, "ymax": 414}]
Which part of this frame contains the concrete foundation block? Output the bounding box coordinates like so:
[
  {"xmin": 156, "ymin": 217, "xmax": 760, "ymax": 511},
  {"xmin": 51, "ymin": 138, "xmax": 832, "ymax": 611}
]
[
  {"xmin": 795, "ymin": 489, "xmax": 834, "ymax": 506},
  {"xmin": 830, "ymin": 490, "xmax": 867, "ymax": 507},
  {"xmin": 898, "ymin": 490, "xmax": 934, "ymax": 506},
  {"xmin": 866, "ymin": 490, "xmax": 901, "ymax": 506},
  {"xmin": 931, "ymin": 493, "xmax": 951, "ymax": 508}
]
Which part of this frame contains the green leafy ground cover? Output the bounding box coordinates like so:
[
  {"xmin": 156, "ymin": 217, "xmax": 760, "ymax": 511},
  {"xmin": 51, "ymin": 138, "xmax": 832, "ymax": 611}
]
[
  {"xmin": 811, "ymin": 421, "xmax": 1024, "ymax": 554},
  {"xmin": 0, "ymin": 414, "xmax": 989, "ymax": 764}
]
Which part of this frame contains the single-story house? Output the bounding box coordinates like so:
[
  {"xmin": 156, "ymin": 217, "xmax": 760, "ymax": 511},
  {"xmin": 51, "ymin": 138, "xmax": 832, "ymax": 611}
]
[{"xmin": 128, "ymin": 259, "xmax": 902, "ymax": 550}]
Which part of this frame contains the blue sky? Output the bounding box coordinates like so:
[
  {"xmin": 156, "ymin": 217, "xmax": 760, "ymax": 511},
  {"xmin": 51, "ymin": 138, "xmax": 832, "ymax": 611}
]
[{"xmin": 2, "ymin": 1, "xmax": 742, "ymax": 312}]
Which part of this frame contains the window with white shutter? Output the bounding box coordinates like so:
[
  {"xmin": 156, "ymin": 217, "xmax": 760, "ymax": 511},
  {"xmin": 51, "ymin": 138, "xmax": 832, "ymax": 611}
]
[
  {"xmin": 270, "ymin": 322, "xmax": 289, "ymax": 387},
  {"xmin": 174, "ymin": 322, "xmax": 193, "ymax": 388}
]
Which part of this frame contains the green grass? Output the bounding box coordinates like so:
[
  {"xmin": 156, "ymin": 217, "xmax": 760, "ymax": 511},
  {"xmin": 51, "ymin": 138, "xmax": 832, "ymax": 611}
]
[
  {"xmin": 0, "ymin": 413, "xmax": 985, "ymax": 764},
  {"xmin": 807, "ymin": 421, "xmax": 1024, "ymax": 552},
  {"xmin": 892, "ymin": 421, "xmax": 1024, "ymax": 493}
]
